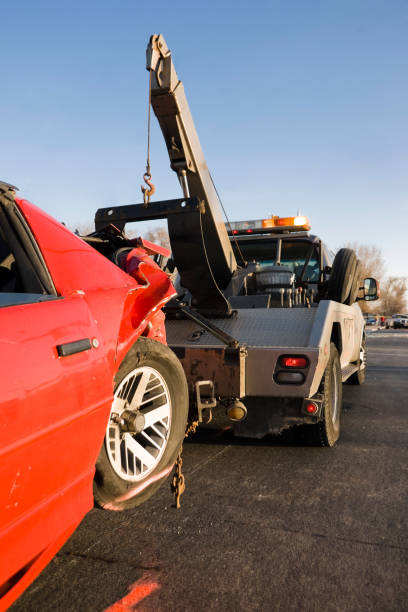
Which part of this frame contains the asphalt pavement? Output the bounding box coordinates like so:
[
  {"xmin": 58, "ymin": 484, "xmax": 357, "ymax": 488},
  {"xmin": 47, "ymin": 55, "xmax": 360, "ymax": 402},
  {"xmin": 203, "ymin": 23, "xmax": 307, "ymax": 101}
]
[{"xmin": 11, "ymin": 332, "xmax": 408, "ymax": 612}]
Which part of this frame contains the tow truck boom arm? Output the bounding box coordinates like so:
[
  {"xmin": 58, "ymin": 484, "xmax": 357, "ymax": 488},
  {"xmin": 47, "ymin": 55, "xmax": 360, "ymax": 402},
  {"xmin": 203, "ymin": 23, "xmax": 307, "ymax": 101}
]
[{"xmin": 146, "ymin": 34, "xmax": 237, "ymax": 314}]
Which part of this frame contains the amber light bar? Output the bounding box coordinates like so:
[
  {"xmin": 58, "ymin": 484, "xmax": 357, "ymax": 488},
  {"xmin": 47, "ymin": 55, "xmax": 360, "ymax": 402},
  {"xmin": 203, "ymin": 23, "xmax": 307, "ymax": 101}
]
[
  {"xmin": 228, "ymin": 215, "xmax": 311, "ymax": 235},
  {"xmin": 262, "ymin": 215, "xmax": 311, "ymax": 231}
]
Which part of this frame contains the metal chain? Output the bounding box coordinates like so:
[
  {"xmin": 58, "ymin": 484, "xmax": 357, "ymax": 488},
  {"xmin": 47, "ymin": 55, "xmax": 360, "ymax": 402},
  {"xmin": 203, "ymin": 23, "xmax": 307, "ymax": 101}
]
[
  {"xmin": 170, "ymin": 420, "xmax": 199, "ymax": 509},
  {"xmin": 171, "ymin": 450, "xmax": 185, "ymax": 509},
  {"xmin": 141, "ymin": 69, "xmax": 155, "ymax": 206},
  {"xmin": 185, "ymin": 420, "xmax": 199, "ymax": 437}
]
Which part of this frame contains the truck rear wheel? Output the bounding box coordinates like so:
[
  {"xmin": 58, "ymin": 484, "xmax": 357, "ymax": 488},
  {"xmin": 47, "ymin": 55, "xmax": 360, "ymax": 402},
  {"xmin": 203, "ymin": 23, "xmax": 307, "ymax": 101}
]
[
  {"xmin": 300, "ymin": 343, "xmax": 342, "ymax": 447},
  {"xmin": 327, "ymin": 248, "xmax": 357, "ymax": 304},
  {"xmin": 93, "ymin": 337, "xmax": 188, "ymax": 511}
]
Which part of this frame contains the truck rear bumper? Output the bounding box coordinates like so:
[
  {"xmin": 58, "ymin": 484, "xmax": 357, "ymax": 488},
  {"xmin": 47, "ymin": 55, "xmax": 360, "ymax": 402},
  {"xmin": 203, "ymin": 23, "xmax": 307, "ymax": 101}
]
[
  {"xmin": 233, "ymin": 396, "xmax": 321, "ymax": 438},
  {"xmin": 170, "ymin": 344, "xmax": 320, "ymax": 399}
]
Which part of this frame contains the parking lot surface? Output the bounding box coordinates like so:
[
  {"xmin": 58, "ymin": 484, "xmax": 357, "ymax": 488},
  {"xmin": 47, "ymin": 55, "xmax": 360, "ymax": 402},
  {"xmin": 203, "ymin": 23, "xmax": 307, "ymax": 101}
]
[{"xmin": 11, "ymin": 332, "xmax": 408, "ymax": 612}]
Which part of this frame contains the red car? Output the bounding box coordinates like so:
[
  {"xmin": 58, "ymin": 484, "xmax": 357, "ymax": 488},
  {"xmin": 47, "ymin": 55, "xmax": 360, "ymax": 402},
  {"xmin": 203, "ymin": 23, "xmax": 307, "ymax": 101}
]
[{"xmin": 0, "ymin": 181, "xmax": 188, "ymax": 609}]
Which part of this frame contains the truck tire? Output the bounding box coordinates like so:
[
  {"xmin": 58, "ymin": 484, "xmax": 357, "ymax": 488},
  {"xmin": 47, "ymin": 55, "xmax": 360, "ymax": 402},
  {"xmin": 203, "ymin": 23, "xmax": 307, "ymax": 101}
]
[
  {"xmin": 346, "ymin": 335, "xmax": 366, "ymax": 385},
  {"xmin": 93, "ymin": 337, "xmax": 188, "ymax": 511},
  {"xmin": 300, "ymin": 343, "xmax": 342, "ymax": 447},
  {"xmin": 345, "ymin": 260, "xmax": 362, "ymax": 305},
  {"xmin": 327, "ymin": 248, "xmax": 357, "ymax": 304}
]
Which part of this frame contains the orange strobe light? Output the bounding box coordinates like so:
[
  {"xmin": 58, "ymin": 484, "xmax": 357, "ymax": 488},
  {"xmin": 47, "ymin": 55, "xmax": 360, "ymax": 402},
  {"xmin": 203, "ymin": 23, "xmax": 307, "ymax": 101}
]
[{"xmin": 262, "ymin": 215, "xmax": 311, "ymax": 231}]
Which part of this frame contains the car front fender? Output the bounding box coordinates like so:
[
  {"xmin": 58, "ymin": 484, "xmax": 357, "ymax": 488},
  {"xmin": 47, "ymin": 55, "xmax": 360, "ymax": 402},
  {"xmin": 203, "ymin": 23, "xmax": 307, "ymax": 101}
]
[{"xmin": 115, "ymin": 248, "xmax": 176, "ymax": 366}]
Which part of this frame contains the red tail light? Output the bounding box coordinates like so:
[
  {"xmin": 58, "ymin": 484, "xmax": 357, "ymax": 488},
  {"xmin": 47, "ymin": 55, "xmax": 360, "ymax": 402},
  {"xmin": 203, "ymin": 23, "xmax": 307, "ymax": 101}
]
[
  {"xmin": 280, "ymin": 356, "xmax": 308, "ymax": 368},
  {"xmin": 305, "ymin": 402, "xmax": 318, "ymax": 414}
]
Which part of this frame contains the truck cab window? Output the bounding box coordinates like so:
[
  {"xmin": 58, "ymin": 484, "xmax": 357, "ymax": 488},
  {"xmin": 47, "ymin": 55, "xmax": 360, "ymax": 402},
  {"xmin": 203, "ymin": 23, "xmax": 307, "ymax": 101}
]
[
  {"xmin": 232, "ymin": 239, "xmax": 319, "ymax": 282},
  {"xmin": 281, "ymin": 242, "xmax": 319, "ymax": 282}
]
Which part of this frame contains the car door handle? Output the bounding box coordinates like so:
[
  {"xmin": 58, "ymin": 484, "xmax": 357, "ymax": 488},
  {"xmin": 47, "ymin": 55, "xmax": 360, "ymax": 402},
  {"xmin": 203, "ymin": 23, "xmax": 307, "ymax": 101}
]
[{"xmin": 56, "ymin": 338, "xmax": 92, "ymax": 357}]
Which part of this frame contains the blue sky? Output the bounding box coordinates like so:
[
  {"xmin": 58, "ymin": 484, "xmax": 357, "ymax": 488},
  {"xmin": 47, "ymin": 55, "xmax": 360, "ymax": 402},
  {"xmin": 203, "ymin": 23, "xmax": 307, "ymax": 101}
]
[{"xmin": 2, "ymin": 0, "xmax": 407, "ymax": 277}]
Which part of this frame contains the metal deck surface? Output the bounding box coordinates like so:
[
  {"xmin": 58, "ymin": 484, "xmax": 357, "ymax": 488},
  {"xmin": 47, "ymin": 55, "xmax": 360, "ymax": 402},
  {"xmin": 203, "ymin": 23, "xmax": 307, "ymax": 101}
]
[{"xmin": 166, "ymin": 307, "xmax": 318, "ymax": 348}]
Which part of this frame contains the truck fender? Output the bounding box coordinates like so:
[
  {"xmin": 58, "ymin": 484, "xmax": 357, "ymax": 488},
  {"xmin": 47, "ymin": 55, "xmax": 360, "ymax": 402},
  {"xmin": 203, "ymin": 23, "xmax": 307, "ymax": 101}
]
[{"xmin": 308, "ymin": 321, "xmax": 341, "ymax": 397}]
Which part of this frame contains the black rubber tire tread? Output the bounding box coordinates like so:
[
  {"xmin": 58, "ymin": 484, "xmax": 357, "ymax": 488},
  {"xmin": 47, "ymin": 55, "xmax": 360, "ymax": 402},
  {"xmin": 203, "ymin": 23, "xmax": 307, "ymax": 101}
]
[
  {"xmin": 93, "ymin": 337, "xmax": 188, "ymax": 511},
  {"xmin": 346, "ymin": 335, "xmax": 366, "ymax": 385},
  {"xmin": 298, "ymin": 343, "xmax": 342, "ymax": 447},
  {"xmin": 346, "ymin": 260, "xmax": 362, "ymax": 305},
  {"xmin": 328, "ymin": 248, "xmax": 357, "ymax": 304}
]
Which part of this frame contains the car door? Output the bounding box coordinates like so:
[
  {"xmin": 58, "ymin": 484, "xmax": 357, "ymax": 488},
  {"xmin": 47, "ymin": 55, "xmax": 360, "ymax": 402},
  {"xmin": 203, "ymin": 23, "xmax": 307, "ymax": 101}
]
[{"xmin": 0, "ymin": 191, "xmax": 113, "ymax": 593}]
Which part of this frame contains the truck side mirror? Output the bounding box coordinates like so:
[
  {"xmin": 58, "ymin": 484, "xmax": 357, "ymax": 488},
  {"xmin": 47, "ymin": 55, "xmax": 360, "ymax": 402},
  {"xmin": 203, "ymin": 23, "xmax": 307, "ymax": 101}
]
[{"xmin": 361, "ymin": 277, "xmax": 379, "ymax": 301}]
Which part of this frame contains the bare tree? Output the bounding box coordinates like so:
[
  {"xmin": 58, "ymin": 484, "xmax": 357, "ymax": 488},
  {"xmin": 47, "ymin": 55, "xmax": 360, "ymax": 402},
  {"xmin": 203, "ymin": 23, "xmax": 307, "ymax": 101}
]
[
  {"xmin": 343, "ymin": 242, "xmax": 386, "ymax": 313},
  {"xmin": 378, "ymin": 277, "xmax": 407, "ymax": 315},
  {"xmin": 344, "ymin": 242, "xmax": 386, "ymax": 282},
  {"xmin": 143, "ymin": 226, "xmax": 171, "ymax": 249},
  {"xmin": 69, "ymin": 223, "xmax": 94, "ymax": 236}
]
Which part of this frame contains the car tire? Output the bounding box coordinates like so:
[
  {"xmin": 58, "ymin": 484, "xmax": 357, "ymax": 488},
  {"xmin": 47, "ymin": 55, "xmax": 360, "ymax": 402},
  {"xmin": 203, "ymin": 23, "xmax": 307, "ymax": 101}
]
[
  {"xmin": 298, "ymin": 343, "xmax": 342, "ymax": 447},
  {"xmin": 346, "ymin": 335, "xmax": 366, "ymax": 385},
  {"xmin": 327, "ymin": 248, "xmax": 357, "ymax": 304},
  {"xmin": 93, "ymin": 337, "xmax": 188, "ymax": 511}
]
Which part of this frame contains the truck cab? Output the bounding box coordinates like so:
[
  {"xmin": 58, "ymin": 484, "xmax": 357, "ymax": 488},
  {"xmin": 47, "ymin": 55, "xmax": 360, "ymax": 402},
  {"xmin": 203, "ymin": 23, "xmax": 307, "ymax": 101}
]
[{"xmin": 227, "ymin": 215, "xmax": 333, "ymax": 309}]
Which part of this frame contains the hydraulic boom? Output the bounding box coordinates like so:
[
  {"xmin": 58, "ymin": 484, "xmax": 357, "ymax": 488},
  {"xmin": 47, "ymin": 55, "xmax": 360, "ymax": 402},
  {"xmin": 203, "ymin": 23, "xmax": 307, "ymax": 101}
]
[{"xmin": 146, "ymin": 34, "xmax": 238, "ymax": 315}]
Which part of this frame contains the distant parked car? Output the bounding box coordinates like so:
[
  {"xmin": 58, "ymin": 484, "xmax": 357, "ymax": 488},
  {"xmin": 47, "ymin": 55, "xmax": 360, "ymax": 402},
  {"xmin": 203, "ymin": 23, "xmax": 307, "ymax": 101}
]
[
  {"xmin": 365, "ymin": 316, "xmax": 377, "ymax": 326},
  {"xmin": 385, "ymin": 314, "xmax": 408, "ymax": 329},
  {"xmin": 392, "ymin": 314, "xmax": 408, "ymax": 329}
]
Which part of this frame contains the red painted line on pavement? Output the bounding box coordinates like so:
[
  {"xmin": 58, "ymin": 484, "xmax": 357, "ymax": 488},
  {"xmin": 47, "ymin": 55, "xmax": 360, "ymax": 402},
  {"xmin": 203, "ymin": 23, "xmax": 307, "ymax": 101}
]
[{"xmin": 104, "ymin": 574, "xmax": 160, "ymax": 612}]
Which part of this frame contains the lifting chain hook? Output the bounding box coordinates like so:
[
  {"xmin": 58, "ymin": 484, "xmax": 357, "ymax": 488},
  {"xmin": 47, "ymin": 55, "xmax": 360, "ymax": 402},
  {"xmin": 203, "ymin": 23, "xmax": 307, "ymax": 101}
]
[
  {"xmin": 141, "ymin": 69, "xmax": 155, "ymax": 207},
  {"xmin": 141, "ymin": 171, "xmax": 155, "ymax": 206},
  {"xmin": 170, "ymin": 421, "xmax": 198, "ymax": 509}
]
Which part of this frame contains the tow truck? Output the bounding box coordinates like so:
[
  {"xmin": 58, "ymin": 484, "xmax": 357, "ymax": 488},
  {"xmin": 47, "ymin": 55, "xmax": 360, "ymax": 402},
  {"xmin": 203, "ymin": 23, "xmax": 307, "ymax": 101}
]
[{"xmin": 93, "ymin": 34, "xmax": 379, "ymax": 446}]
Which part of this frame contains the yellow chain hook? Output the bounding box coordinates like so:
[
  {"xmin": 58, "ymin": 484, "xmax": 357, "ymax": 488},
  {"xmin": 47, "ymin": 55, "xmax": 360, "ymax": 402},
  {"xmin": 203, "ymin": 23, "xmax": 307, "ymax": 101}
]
[{"xmin": 141, "ymin": 172, "xmax": 155, "ymax": 206}]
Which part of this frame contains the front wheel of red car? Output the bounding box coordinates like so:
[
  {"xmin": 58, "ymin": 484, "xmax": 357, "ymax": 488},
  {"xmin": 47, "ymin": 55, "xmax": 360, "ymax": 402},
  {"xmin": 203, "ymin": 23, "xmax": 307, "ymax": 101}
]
[{"xmin": 94, "ymin": 337, "xmax": 188, "ymax": 511}]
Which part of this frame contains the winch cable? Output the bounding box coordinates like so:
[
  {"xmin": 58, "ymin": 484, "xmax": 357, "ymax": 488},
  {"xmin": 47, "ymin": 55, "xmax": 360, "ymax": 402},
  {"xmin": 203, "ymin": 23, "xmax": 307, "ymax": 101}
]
[
  {"xmin": 199, "ymin": 210, "xmax": 232, "ymax": 313},
  {"xmin": 209, "ymin": 172, "xmax": 246, "ymax": 267},
  {"xmin": 141, "ymin": 69, "xmax": 155, "ymax": 206},
  {"xmin": 184, "ymin": 171, "xmax": 245, "ymax": 313}
]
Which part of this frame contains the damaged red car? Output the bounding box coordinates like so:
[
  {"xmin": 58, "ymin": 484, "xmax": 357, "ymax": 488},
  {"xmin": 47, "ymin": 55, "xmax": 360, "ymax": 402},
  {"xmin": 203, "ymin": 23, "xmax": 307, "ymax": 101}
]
[{"xmin": 0, "ymin": 181, "xmax": 188, "ymax": 609}]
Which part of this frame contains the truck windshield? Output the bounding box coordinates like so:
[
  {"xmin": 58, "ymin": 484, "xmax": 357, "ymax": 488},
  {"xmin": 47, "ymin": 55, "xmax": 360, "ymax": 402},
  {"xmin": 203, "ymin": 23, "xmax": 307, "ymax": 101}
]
[{"xmin": 232, "ymin": 239, "xmax": 320, "ymax": 282}]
